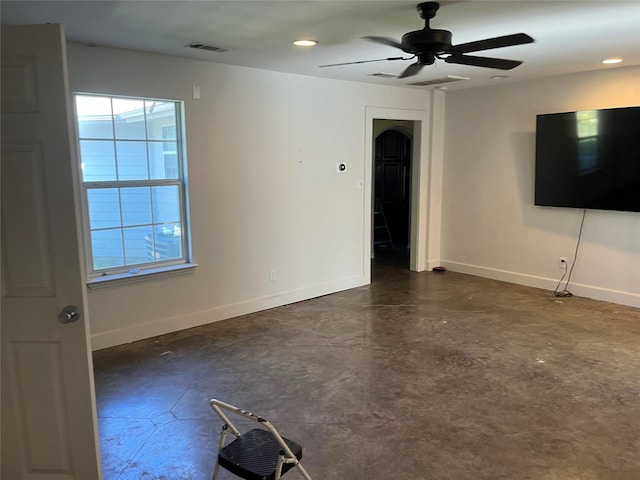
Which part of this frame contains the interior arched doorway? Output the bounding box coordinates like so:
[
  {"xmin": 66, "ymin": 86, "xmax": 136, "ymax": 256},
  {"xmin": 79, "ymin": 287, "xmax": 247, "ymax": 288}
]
[
  {"xmin": 373, "ymin": 124, "xmax": 413, "ymax": 267},
  {"xmin": 364, "ymin": 106, "xmax": 432, "ymax": 282}
]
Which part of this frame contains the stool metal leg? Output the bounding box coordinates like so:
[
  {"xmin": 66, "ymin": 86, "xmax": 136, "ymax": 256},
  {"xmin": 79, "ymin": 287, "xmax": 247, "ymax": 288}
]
[
  {"xmin": 212, "ymin": 424, "xmax": 229, "ymax": 480},
  {"xmin": 294, "ymin": 462, "xmax": 313, "ymax": 480},
  {"xmin": 274, "ymin": 452, "xmax": 286, "ymax": 480}
]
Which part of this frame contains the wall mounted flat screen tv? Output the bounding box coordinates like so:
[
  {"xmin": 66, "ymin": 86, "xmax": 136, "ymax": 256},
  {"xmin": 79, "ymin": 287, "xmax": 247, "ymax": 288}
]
[{"xmin": 535, "ymin": 106, "xmax": 640, "ymax": 213}]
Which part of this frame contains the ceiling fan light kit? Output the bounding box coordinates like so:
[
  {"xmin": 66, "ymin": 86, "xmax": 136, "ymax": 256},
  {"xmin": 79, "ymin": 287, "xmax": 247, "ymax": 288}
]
[{"xmin": 320, "ymin": 1, "xmax": 534, "ymax": 80}]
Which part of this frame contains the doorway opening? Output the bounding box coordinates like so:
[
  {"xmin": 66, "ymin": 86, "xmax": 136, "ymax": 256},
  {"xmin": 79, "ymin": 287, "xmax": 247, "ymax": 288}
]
[
  {"xmin": 372, "ymin": 120, "xmax": 414, "ymax": 269},
  {"xmin": 364, "ymin": 106, "xmax": 430, "ymax": 283}
]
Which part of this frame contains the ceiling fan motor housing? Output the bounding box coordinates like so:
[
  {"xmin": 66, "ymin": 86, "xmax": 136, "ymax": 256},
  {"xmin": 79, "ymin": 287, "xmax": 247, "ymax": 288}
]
[{"xmin": 401, "ymin": 29, "xmax": 452, "ymax": 55}]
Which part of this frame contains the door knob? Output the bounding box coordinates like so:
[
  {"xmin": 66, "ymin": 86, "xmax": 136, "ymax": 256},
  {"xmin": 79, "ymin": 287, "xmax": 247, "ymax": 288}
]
[{"xmin": 58, "ymin": 305, "xmax": 80, "ymax": 324}]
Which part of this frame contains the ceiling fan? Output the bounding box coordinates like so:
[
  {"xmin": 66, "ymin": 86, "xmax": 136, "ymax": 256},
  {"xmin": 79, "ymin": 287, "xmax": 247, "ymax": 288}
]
[{"xmin": 320, "ymin": 2, "xmax": 534, "ymax": 79}]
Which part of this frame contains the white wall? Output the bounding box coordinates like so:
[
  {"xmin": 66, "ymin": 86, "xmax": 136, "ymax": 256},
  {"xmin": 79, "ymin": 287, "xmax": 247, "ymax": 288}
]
[
  {"xmin": 441, "ymin": 66, "xmax": 640, "ymax": 308},
  {"xmin": 66, "ymin": 44, "xmax": 433, "ymax": 349}
]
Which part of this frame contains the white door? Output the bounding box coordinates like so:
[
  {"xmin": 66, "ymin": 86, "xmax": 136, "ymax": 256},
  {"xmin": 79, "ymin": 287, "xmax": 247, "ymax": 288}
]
[{"xmin": 1, "ymin": 25, "xmax": 101, "ymax": 479}]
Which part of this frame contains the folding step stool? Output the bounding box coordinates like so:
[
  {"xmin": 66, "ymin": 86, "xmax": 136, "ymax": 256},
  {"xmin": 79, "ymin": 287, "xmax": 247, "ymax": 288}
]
[{"xmin": 210, "ymin": 399, "xmax": 313, "ymax": 480}]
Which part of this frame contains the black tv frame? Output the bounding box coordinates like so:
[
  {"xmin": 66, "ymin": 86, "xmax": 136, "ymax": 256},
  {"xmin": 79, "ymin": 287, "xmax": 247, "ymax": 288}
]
[{"xmin": 535, "ymin": 105, "xmax": 640, "ymax": 213}]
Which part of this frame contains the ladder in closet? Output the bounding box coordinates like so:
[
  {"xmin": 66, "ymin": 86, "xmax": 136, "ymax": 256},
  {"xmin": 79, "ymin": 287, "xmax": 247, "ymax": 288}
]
[{"xmin": 373, "ymin": 198, "xmax": 394, "ymax": 250}]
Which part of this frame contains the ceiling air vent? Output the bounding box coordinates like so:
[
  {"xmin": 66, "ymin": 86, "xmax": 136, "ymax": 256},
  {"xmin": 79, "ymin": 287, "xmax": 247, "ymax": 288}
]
[
  {"xmin": 369, "ymin": 72, "xmax": 400, "ymax": 79},
  {"xmin": 185, "ymin": 42, "xmax": 229, "ymax": 53},
  {"xmin": 409, "ymin": 75, "xmax": 470, "ymax": 86}
]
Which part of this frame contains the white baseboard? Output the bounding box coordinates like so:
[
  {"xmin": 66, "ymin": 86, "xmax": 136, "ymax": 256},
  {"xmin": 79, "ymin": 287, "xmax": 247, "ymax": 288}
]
[
  {"xmin": 91, "ymin": 263, "xmax": 639, "ymax": 351},
  {"xmin": 91, "ymin": 274, "xmax": 367, "ymax": 350},
  {"xmin": 441, "ymin": 260, "xmax": 640, "ymax": 309}
]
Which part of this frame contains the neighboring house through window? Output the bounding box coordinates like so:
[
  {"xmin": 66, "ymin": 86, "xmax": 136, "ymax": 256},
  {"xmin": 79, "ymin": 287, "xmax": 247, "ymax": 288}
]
[{"xmin": 74, "ymin": 94, "xmax": 191, "ymax": 278}]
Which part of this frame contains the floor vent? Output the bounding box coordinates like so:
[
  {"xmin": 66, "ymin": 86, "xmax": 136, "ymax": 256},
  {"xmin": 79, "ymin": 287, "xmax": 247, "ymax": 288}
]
[
  {"xmin": 185, "ymin": 42, "xmax": 229, "ymax": 53},
  {"xmin": 409, "ymin": 75, "xmax": 470, "ymax": 86}
]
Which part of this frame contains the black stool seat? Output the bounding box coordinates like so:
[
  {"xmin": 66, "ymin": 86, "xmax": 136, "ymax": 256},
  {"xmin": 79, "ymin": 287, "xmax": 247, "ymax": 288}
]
[{"xmin": 218, "ymin": 428, "xmax": 303, "ymax": 480}]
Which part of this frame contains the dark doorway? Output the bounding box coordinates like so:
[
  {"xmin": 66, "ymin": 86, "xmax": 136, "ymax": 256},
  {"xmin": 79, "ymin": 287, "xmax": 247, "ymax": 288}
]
[{"xmin": 373, "ymin": 127, "xmax": 412, "ymax": 265}]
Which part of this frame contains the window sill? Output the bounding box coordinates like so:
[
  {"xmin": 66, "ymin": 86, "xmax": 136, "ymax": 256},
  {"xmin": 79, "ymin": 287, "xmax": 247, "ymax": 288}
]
[{"xmin": 86, "ymin": 263, "xmax": 198, "ymax": 290}]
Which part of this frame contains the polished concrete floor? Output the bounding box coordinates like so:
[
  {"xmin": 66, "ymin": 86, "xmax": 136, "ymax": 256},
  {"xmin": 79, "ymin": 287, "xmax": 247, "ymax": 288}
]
[{"xmin": 93, "ymin": 257, "xmax": 640, "ymax": 480}]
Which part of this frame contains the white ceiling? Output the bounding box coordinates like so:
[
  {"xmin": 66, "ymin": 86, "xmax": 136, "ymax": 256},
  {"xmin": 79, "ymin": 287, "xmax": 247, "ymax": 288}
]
[{"xmin": 2, "ymin": 0, "xmax": 639, "ymax": 90}]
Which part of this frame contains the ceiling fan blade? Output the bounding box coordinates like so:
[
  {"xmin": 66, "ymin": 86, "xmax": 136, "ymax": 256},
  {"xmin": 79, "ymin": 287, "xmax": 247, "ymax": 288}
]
[
  {"xmin": 446, "ymin": 33, "xmax": 534, "ymax": 54},
  {"xmin": 444, "ymin": 54, "xmax": 522, "ymax": 70},
  {"xmin": 319, "ymin": 56, "xmax": 409, "ymax": 68},
  {"xmin": 399, "ymin": 62, "xmax": 424, "ymax": 79},
  {"xmin": 362, "ymin": 35, "xmax": 405, "ymax": 51}
]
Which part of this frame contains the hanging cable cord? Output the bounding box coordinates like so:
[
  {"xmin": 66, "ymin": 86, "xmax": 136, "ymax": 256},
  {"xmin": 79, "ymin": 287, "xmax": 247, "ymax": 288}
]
[{"xmin": 554, "ymin": 208, "xmax": 587, "ymax": 297}]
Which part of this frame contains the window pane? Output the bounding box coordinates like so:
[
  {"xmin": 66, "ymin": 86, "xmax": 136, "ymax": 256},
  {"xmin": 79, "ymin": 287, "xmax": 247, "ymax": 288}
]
[
  {"xmin": 75, "ymin": 95, "xmax": 113, "ymax": 139},
  {"xmin": 153, "ymin": 223, "xmax": 183, "ymax": 260},
  {"xmin": 120, "ymin": 187, "xmax": 152, "ymax": 226},
  {"xmin": 146, "ymin": 101, "xmax": 177, "ymax": 140},
  {"xmin": 80, "ymin": 140, "xmax": 116, "ymax": 181},
  {"xmin": 149, "ymin": 142, "xmax": 179, "ymax": 179},
  {"xmin": 113, "ymin": 98, "xmax": 146, "ymax": 139},
  {"xmin": 87, "ymin": 188, "xmax": 121, "ymax": 229},
  {"xmin": 116, "ymin": 141, "xmax": 149, "ymax": 180},
  {"xmin": 123, "ymin": 226, "xmax": 154, "ymax": 265},
  {"xmin": 152, "ymin": 185, "xmax": 180, "ymax": 223},
  {"xmin": 91, "ymin": 229, "xmax": 124, "ymax": 270}
]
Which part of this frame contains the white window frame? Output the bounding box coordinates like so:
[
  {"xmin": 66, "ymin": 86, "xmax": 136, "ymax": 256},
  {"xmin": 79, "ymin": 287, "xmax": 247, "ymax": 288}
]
[{"xmin": 73, "ymin": 93, "xmax": 194, "ymax": 286}]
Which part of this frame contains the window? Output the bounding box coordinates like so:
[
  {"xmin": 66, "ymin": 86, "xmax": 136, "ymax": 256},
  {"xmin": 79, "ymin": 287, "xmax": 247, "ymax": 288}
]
[{"xmin": 74, "ymin": 94, "xmax": 191, "ymax": 278}]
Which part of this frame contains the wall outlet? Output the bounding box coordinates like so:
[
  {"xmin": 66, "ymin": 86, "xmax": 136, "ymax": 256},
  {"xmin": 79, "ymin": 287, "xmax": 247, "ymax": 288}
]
[
  {"xmin": 559, "ymin": 257, "xmax": 567, "ymax": 270},
  {"xmin": 269, "ymin": 269, "xmax": 276, "ymax": 281}
]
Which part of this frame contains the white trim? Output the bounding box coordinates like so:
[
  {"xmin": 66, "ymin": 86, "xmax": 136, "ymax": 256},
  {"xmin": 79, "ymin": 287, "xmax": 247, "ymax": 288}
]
[
  {"xmin": 90, "ymin": 273, "xmax": 366, "ymax": 350},
  {"xmin": 427, "ymin": 260, "xmax": 442, "ymax": 271},
  {"xmin": 364, "ymin": 106, "xmax": 432, "ymax": 276},
  {"xmin": 87, "ymin": 262, "xmax": 197, "ymax": 289},
  {"xmin": 442, "ymin": 260, "xmax": 640, "ymax": 309},
  {"xmin": 427, "ymin": 90, "xmax": 445, "ymax": 270}
]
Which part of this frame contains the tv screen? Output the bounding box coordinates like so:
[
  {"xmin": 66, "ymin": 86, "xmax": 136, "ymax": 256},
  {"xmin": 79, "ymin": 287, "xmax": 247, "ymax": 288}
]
[{"xmin": 535, "ymin": 106, "xmax": 640, "ymax": 213}]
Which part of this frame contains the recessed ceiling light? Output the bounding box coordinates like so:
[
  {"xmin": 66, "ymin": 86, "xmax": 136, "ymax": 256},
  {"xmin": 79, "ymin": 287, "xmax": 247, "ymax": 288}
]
[
  {"xmin": 490, "ymin": 75, "xmax": 508, "ymax": 80},
  {"xmin": 293, "ymin": 40, "xmax": 317, "ymax": 47},
  {"xmin": 602, "ymin": 57, "xmax": 623, "ymax": 64}
]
